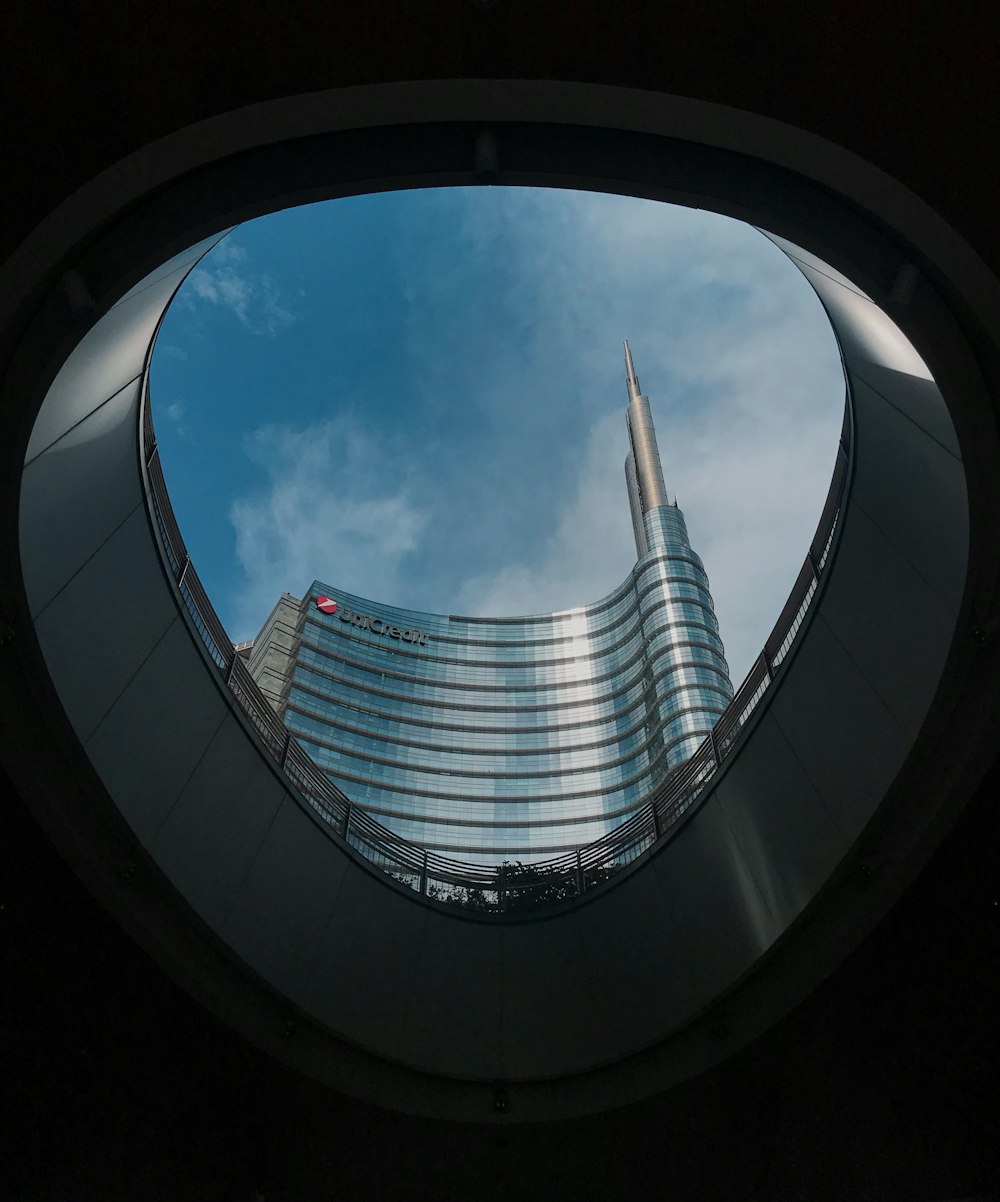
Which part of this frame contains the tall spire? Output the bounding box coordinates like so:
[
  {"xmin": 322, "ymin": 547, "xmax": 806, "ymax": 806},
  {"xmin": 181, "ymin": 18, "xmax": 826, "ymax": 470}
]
[
  {"xmin": 624, "ymin": 339, "xmax": 641, "ymax": 401},
  {"xmin": 623, "ymin": 341, "xmax": 669, "ymax": 527}
]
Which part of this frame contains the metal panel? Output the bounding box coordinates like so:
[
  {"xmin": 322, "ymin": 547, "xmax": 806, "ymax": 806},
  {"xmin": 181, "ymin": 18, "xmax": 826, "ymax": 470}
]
[
  {"xmin": 626, "ymin": 394, "xmax": 669, "ymax": 510},
  {"xmin": 796, "ymin": 262, "xmax": 934, "ymax": 381},
  {"xmin": 848, "ymin": 376, "xmax": 968, "ymax": 612},
  {"xmin": 500, "ymin": 914, "xmax": 604, "ymax": 1079},
  {"xmin": 849, "ymin": 360, "xmax": 961, "ymax": 458},
  {"xmin": 292, "ymin": 860, "xmax": 429, "ymax": 1059},
  {"xmin": 714, "ymin": 712, "xmax": 848, "ymax": 930},
  {"xmin": 32, "ymin": 506, "xmax": 179, "ymax": 743},
  {"xmin": 653, "ymin": 797, "xmax": 778, "ymax": 1004},
  {"xmin": 769, "ymin": 616, "xmax": 910, "ymax": 842},
  {"xmin": 818, "ymin": 499, "xmax": 956, "ymax": 738},
  {"xmin": 394, "ymin": 910, "xmax": 503, "ymax": 1078},
  {"xmin": 20, "ymin": 377, "xmax": 142, "ymax": 617},
  {"xmin": 763, "ymin": 235, "xmax": 874, "ymax": 300},
  {"xmin": 84, "ymin": 618, "xmax": 230, "ymax": 844},
  {"xmin": 25, "ymin": 259, "xmax": 195, "ymax": 462},
  {"xmin": 571, "ymin": 863, "xmax": 697, "ymax": 1060},
  {"xmin": 220, "ymin": 797, "xmax": 351, "ymax": 1004},
  {"xmin": 151, "ymin": 715, "xmax": 287, "ymax": 930}
]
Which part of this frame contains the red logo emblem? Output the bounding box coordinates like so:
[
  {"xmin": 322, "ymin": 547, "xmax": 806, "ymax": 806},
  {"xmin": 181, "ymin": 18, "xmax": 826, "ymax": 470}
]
[{"xmin": 315, "ymin": 596, "xmax": 338, "ymax": 615}]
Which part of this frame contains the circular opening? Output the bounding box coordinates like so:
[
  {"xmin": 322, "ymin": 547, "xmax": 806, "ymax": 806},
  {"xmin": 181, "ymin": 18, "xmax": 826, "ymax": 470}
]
[
  {"xmin": 151, "ymin": 187, "xmax": 845, "ymax": 683},
  {"xmin": 7, "ymin": 91, "xmax": 983, "ymax": 1116},
  {"xmin": 146, "ymin": 187, "xmax": 846, "ymax": 878}
]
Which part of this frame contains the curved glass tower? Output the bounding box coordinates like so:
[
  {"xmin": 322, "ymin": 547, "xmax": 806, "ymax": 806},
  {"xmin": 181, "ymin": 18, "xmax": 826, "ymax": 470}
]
[{"xmin": 246, "ymin": 345, "xmax": 733, "ymax": 858}]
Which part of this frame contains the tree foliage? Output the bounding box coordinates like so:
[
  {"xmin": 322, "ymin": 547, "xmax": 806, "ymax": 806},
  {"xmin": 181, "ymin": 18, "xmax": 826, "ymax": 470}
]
[{"xmin": 424, "ymin": 858, "xmax": 624, "ymax": 914}]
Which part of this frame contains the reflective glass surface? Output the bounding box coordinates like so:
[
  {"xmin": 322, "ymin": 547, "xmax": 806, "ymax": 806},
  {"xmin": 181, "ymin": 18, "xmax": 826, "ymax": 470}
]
[{"xmin": 251, "ymin": 502, "xmax": 733, "ymax": 858}]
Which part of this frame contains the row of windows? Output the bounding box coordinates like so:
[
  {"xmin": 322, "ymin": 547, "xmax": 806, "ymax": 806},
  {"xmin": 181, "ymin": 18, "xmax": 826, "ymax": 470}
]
[
  {"xmin": 293, "ymin": 653, "xmax": 730, "ymax": 726},
  {"xmin": 309, "ymin": 555, "xmax": 715, "ymax": 659},
  {"xmin": 289, "ymin": 655, "xmax": 731, "ymax": 732},
  {"xmin": 287, "ymin": 679, "xmax": 729, "ymax": 751},
  {"xmin": 320, "ymin": 751, "xmax": 698, "ymax": 837},
  {"xmin": 294, "ymin": 639, "xmax": 730, "ymax": 716},
  {"xmin": 285, "ymin": 680, "xmax": 722, "ymax": 758},
  {"xmin": 298, "ymin": 622, "xmax": 729, "ymax": 707},
  {"xmin": 307, "ymin": 580, "xmax": 725, "ymax": 662},
  {"xmin": 299, "ymin": 607, "xmax": 729, "ymax": 695},
  {"xmin": 293, "ymin": 712, "xmax": 713, "ymax": 802},
  {"xmin": 301, "ymin": 582, "xmax": 723, "ymax": 682},
  {"xmin": 325, "ymin": 567, "xmax": 717, "ymax": 655},
  {"xmin": 285, "ymin": 698, "xmax": 723, "ymax": 777},
  {"xmin": 310, "ymin": 546, "xmax": 709, "ymax": 642},
  {"xmin": 340, "ymin": 778, "xmax": 653, "ymax": 826},
  {"xmin": 643, "ymin": 508, "xmax": 693, "ymax": 548},
  {"xmin": 295, "ymin": 637, "xmax": 731, "ymax": 709}
]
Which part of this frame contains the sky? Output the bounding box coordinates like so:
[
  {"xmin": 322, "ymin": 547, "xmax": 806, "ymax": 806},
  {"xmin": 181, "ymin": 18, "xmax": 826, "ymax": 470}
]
[{"xmin": 149, "ymin": 186, "xmax": 845, "ymax": 686}]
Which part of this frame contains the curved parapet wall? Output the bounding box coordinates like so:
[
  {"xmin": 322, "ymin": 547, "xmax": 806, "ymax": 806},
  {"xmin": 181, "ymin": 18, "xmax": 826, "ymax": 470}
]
[
  {"xmin": 16, "ymin": 222, "xmax": 966, "ymax": 1111},
  {"xmin": 8, "ymin": 92, "xmax": 985, "ymax": 1122}
]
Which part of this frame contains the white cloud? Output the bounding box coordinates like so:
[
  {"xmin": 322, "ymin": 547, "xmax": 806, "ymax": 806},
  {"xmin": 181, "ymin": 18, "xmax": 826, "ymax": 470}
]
[
  {"xmin": 185, "ymin": 239, "xmax": 298, "ymax": 336},
  {"xmin": 211, "ymin": 190, "xmax": 844, "ymax": 687},
  {"xmin": 158, "ymin": 398, "xmax": 189, "ymax": 438},
  {"xmin": 227, "ymin": 414, "xmax": 428, "ymax": 638},
  {"xmin": 453, "ymin": 410, "xmax": 633, "ymax": 617},
  {"xmin": 211, "ymin": 241, "xmax": 248, "ymax": 266},
  {"xmin": 412, "ymin": 190, "xmax": 844, "ymax": 684}
]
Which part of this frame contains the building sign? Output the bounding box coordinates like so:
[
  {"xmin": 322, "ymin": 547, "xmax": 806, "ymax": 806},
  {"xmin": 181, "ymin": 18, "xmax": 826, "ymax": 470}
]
[
  {"xmin": 314, "ymin": 594, "xmax": 428, "ymax": 644},
  {"xmin": 338, "ymin": 604, "xmax": 428, "ymax": 645}
]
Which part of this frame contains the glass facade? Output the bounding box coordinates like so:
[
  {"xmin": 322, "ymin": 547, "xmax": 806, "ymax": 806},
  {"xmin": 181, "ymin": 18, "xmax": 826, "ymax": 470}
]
[{"xmin": 246, "ymin": 346, "xmax": 733, "ymax": 858}]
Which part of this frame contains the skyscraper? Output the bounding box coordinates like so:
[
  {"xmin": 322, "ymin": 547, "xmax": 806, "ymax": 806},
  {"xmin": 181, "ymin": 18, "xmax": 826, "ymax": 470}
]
[{"xmin": 246, "ymin": 345, "xmax": 733, "ymax": 859}]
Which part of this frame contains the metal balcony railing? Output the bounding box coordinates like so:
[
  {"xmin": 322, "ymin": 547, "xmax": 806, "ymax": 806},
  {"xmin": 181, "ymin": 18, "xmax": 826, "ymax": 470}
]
[{"xmin": 142, "ymin": 385, "xmax": 852, "ymax": 918}]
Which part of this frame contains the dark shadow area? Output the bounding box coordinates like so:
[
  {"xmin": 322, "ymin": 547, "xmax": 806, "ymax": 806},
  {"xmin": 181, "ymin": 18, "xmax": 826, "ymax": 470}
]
[
  {"xmin": 2, "ymin": 747, "xmax": 998, "ymax": 1201},
  {"xmin": 4, "ymin": 2, "xmax": 1000, "ymax": 1197}
]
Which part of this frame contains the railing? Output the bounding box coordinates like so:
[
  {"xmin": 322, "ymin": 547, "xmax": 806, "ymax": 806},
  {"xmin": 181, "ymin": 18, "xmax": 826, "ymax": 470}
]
[{"xmin": 142, "ymin": 389, "xmax": 852, "ymax": 918}]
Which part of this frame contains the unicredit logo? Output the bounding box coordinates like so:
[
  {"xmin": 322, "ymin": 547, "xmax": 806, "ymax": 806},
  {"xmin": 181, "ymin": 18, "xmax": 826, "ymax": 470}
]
[
  {"xmin": 314, "ymin": 594, "xmax": 428, "ymax": 645},
  {"xmin": 340, "ymin": 605, "xmax": 428, "ymax": 645}
]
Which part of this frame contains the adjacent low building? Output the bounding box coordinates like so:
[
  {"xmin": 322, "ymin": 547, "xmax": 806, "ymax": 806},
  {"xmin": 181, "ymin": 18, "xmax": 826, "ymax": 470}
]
[{"xmin": 245, "ymin": 345, "xmax": 733, "ymax": 858}]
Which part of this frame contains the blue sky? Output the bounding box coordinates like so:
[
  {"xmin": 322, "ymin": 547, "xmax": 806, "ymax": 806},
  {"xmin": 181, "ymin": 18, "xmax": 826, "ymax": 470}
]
[{"xmin": 150, "ymin": 186, "xmax": 844, "ymax": 685}]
